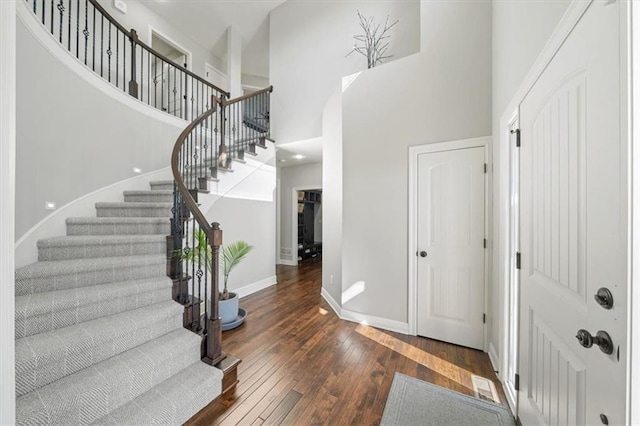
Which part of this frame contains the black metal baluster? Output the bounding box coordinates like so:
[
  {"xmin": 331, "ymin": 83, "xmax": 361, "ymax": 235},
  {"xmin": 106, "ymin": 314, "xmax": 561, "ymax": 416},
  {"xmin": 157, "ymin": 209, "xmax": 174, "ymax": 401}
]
[
  {"xmin": 115, "ymin": 28, "xmax": 118, "ymax": 87},
  {"xmin": 147, "ymin": 51, "xmax": 151, "ymax": 106},
  {"xmin": 123, "ymin": 32, "xmax": 127, "ymax": 92},
  {"xmin": 75, "ymin": 0, "xmax": 79, "ymax": 57},
  {"xmin": 50, "ymin": 0, "xmax": 54, "ymax": 34},
  {"xmin": 161, "ymin": 60, "xmax": 165, "ymax": 111},
  {"xmin": 57, "ymin": 0, "xmax": 63, "ymax": 42},
  {"xmin": 100, "ymin": 15, "xmax": 103, "ymax": 76},
  {"xmin": 91, "ymin": 5, "xmax": 95, "ymax": 70},
  {"xmin": 32, "ymin": 0, "xmax": 36, "ymax": 14},
  {"xmin": 67, "ymin": 0, "xmax": 71, "ymax": 50},
  {"xmin": 173, "ymin": 67, "xmax": 177, "ymax": 118},
  {"xmin": 107, "ymin": 22, "xmax": 112, "ymax": 82}
]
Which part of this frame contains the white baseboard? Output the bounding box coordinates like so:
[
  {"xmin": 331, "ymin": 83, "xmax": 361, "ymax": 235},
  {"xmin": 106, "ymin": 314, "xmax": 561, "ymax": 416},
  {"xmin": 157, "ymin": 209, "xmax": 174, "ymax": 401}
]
[
  {"xmin": 235, "ymin": 275, "xmax": 277, "ymax": 299},
  {"xmin": 488, "ymin": 341, "xmax": 499, "ymax": 373},
  {"xmin": 277, "ymin": 259, "xmax": 297, "ymax": 266},
  {"xmin": 320, "ymin": 287, "xmax": 409, "ymax": 335},
  {"xmin": 321, "ymin": 287, "xmax": 341, "ymax": 317},
  {"xmin": 341, "ymin": 309, "xmax": 410, "ymax": 335}
]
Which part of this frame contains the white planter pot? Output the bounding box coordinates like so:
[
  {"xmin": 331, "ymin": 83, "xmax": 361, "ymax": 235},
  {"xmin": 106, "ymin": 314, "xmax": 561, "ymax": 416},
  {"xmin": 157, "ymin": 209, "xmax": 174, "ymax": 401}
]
[{"xmin": 219, "ymin": 292, "xmax": 239, "ymax": 324}]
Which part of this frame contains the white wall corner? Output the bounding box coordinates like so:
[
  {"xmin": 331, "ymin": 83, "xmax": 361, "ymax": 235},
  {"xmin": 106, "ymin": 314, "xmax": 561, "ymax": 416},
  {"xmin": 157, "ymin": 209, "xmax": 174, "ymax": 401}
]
[
  {"xmin": 226, "ymin": 26, "xmax": 242, "ymax": 98},
  {"xmin": 235, "ymin": 275, "xmax": 277, "ymax": 299},
  {"xmin": 321, "ymin": 287, "xmax": 342, "ymax": 318},
  {"xmin": 488, "ymin": 341, "xmax": 500, "ymax": 374},
  {"xmin": 277, "ymin": 259, "xmax": 297, "ymax": 266},
  {"xmin": 0, "ymin": 0, "xmax": 16, "ymax": 421}
]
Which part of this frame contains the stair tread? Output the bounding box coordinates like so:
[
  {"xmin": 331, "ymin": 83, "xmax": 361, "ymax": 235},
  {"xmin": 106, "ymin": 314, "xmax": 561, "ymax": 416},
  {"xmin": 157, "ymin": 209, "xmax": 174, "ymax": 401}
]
[
  {"xmin": 122, "ymin": 190, "xmax": 173, "ymax": 195},
  {"xmin": 93, "ymin": 360, "xmax": 223, "ymax": 425},
  {"xmin": 15, "ymin": 254, "xmax": 166, "ymax": 296},
  {"xmin": 95, "ymin": 202, "xmax": 173, "ymax": 208},
  {"xmin": 16, "ymin": 328, "xmax": 202, "ymax": 425},
  {"xmin": 149, "ymin": 180, "xmax": 174, "ymax": 186},
  {"xmin": 16, "ymin": 254, "xmax": 165, "ymax": 278},
  {"xmin": 66, "ymin": 217, "xmax": 170, "ymax": 224},
  {"xmin": 15, "ymin": 276, "xmax": 173, "ymax": 338},
  {"xmin": 15, "ymin": 300, "xmax": 184, "ymax": 397},
  {"xmin": 38, "ymin": 234, "xmax": 167, "ymax": 247}
]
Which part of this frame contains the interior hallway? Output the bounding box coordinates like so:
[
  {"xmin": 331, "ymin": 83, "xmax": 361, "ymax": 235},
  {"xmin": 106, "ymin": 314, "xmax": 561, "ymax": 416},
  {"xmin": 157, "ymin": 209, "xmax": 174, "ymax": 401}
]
[{"xmin": 187, "ymin": 259, "xmax": 507, "ymax": 425}]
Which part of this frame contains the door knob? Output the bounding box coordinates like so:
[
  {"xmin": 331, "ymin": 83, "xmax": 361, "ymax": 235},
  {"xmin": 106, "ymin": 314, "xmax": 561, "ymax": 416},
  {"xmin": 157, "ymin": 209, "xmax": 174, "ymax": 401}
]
[
  {"xmin": 594, "ymin": 288, "xmax": 614, "ymax": 309},
  {"xmin": 576, "ymin": 329, "xmax": 614, "ymax": 355},
  {"xmin": 419, "ymin": 251, "xmax": 428, "ymax": 258}
]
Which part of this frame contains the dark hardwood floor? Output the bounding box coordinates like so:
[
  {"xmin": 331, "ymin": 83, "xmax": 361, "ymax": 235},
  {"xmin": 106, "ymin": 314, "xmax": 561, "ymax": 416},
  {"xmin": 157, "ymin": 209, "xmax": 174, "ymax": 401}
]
[{"xmin": 187, "ymin": 258, "xmax": 507, "ymax": 425}]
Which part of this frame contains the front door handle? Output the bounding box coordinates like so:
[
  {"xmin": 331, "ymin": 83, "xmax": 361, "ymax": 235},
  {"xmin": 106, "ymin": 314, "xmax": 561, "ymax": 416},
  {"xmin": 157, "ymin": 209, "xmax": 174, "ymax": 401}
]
[{"xmin": 576, "ymin": 329, "xmax": 614, "ymax": 355}]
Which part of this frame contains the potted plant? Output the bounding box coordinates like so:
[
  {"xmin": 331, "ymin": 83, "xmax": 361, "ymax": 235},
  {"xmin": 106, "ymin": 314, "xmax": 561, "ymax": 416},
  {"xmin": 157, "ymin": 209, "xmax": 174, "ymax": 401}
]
[
  {"xmin": 219, "ymin": 240, "xmax": 253, "ymax": 323},
  {"xmin": 179, "ymin": 230, "xmax": 253, "ymax": 324}
]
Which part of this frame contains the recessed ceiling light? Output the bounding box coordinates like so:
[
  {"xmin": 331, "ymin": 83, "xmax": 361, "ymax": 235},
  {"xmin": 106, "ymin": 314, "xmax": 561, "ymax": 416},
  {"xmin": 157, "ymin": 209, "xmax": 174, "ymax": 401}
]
[
  {"xmin": 294, "ymin": 154, "xmax": 305, "ymax": 160},
  {"xmin": 279, "ymin": 159, "xmax": 286, "ymax": 163}
]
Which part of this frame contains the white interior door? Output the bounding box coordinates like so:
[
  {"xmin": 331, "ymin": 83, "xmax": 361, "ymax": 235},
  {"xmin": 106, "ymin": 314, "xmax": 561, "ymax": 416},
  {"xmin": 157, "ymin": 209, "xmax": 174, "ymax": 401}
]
[
  {"xmin": 417, "ymin": 146, "xmax": 485, "ymax": 350},
  {"xmin": 518, "ymin": 2, "xmax": 626, "ymax": 425}
]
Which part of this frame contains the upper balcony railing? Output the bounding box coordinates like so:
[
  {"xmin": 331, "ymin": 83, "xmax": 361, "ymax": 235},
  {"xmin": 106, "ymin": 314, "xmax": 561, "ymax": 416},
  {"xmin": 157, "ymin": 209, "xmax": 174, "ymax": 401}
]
[{"xmin": 26, "ymin": 0, "xmax": 229, "ymax": 120}]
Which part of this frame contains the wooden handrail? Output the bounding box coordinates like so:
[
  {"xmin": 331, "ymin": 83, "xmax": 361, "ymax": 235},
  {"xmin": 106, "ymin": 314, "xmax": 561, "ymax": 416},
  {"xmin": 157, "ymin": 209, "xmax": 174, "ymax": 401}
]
[
  {"xmin": 218, "ymin": 85, "xmax": 273, "ymax": 106},
  {"xmin": 171, "ymin": 105, "xmax": 218, "ymax": 236},
  {"xmin": 87, "ymin": 0, "xmax": 230, "ymax": 98}
]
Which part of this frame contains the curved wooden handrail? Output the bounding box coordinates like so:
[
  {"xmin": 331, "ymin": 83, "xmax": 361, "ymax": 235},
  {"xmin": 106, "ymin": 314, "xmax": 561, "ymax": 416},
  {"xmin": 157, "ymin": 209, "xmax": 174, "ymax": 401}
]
[
  {"xmin": 87, "ymin": 0, "xmax": 230, "ymax": 98},
  {"xmin": 218, "ymin": 85, "xmax": 273, "ymax": 106},
  {"xmin": 171, "ymin": 104, "xmax": 218, "ymax": 235}
]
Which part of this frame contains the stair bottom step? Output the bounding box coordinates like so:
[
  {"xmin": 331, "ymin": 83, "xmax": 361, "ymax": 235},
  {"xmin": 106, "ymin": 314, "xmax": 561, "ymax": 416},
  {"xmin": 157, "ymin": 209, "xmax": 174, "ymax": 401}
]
[{"xmin": 93, "ymin": 361, "xmax": 223, "ymax": 425}]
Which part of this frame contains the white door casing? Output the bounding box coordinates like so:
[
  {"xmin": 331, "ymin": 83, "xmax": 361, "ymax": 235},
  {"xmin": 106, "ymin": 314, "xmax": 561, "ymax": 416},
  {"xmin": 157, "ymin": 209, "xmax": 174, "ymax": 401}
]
[
  {"xmin": 518, "ymin": 1, "xmax": 627, "ymax": 425},
  {"xmin": 415, "ymin": 144, "xmax": 486, "ymax": 350}
]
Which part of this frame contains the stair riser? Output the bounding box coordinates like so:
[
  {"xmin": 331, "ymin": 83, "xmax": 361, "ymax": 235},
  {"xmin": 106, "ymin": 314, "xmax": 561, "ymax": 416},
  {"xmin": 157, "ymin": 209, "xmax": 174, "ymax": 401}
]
[
  {"xmin": 16, "ymin": 331, "xmax": 202, "ymax": 425},
  {"xmin": 15, "ymin": 287, "xmax": 171, "ymax": 339},
  {"xmin": 38, "ymin": 241, "xmax": 166, "ymax": 261},
  {"xmin": 123, "ymin": 193, "xmax": 173, "ymax": 203},
  {"xmin": 67, "ymin": 221, "xmax": 170, "ymax": 236},
  {"xmin": 15, "ymin": 261, "xmax": 166, "ymax": 296},
  {"xmin": 150, "ymin": 183, "xmax": 174, "ymax": 191},
  {"xmin": 16, "ymin": 310, "xmax": 184, "ymax": 398},
  {"xmin": 96, "ymin": 206, "xmax": 172, "ymax": 218}
]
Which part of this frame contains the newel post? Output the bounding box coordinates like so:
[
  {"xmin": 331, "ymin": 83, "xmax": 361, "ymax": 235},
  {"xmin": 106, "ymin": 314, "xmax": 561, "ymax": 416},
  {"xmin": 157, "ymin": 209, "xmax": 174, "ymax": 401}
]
[
  {"xmin": 128, "ymin": 29, "xmax": 139, "ymax": 98},
  {"xmin": 203, "ymin": 222, "xmax": 224, "ymax": 366}
]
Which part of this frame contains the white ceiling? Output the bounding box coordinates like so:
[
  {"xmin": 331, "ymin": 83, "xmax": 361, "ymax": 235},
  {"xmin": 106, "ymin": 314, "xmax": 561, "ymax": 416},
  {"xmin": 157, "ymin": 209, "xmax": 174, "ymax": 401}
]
[
  {"xmin": 142, "ymin": 0, "xmax": 286, "ymax": 77},
  {"xmin": 276, "ymin": 137, "xmax": 323, "ymax": 167}
]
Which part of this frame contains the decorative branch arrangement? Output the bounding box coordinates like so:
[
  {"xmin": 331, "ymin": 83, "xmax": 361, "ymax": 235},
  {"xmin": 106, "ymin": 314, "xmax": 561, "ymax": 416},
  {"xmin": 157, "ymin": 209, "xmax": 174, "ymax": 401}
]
[{"xmin": 346, "ymin": 10, "xmax": 399, "ymax": 69}]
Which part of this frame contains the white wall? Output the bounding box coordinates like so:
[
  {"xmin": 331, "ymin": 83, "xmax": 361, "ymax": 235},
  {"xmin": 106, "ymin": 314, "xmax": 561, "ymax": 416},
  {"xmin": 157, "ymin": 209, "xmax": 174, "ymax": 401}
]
[
  {"xmin": 278, "ymin": 162, "xmax": 322, "ymax": 263},
  {"xmin": 322, "ymin": 87, "xmax": 343, "ymax": 305},
  {"xmin": 490, "ymin": 0, "xmax": 571, "ymax": 363},
  {"xmin": 0, "ymin": 0, "xmax": 16, "ymax": 421},
  {"xmin": 16, "ymin": 16, "xmax": 184, "ymax": 240},
  {"xmin": 206, "ymin": 197, "xmax": 276, "ymax": 296},
  {"xmin": 96, "ymin": 0, "xmax": 225, "ymax": 78},
  {"xmin": 270, "ymin": 0, "xmax": 420, "ymax": 145},
  {"xmin": 338, "ymin": 0, "xmax": 491, "ymax": 324}
]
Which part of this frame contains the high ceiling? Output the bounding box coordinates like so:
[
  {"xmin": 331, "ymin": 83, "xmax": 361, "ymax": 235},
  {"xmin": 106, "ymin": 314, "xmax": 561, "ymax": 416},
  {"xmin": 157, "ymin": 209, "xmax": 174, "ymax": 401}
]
[{"xmin": 143, "ymin": 0, "xmax": 287, "ymax": 77}]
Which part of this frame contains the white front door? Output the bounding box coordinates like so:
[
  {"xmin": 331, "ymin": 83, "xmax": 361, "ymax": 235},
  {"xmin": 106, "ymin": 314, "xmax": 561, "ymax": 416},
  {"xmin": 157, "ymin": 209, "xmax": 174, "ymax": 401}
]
[
  {"xmin": 518, "ymin": 1, "xmax": 626, "ymax": 424},
  {"xmin": 417, "ymin": 146, "xmax": 485, "ymax": 350}
]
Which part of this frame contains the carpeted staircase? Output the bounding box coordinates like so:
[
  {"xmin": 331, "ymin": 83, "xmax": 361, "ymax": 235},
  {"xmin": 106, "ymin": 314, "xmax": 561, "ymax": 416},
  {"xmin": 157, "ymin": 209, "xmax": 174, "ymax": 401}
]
[{"xmin": 15, "ymin": 180, "xmax": 223, "ymax": 425}]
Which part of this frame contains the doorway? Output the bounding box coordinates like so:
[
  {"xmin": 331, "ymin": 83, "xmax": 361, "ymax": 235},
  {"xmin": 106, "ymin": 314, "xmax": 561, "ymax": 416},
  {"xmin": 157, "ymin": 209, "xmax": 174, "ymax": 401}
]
[
  {"xmin": 149, "ymin": 29, "xmax": 191, "ymax": 117},
  {"xmin": 295, "ymin": 189, "xmax": 322, "ymax": 264},
  {"xmin": 409, "ymin": 137, "xmax": 489, "ymax": 351}
]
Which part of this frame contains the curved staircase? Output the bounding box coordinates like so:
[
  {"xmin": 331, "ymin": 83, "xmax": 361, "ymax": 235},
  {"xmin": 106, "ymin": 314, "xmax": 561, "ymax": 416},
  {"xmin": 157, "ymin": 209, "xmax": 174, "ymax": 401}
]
[
  {"xmin": 15, "ymin": 180, "xmax": 223, "ymax": 425},
  {"xmin": 16, "ymin": 0, "xmax": 274, "ymax": 422}
]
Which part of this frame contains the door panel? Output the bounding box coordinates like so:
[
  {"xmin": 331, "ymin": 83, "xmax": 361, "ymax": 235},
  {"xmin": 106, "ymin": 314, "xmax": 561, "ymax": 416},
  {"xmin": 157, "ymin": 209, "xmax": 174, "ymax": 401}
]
[
  {"xmin": 417, "ymin": 147, "xmax": 485, "ymax": 350},
  {"xmin": 519, "ymin": 2, "xmax": 626, "ymax": 424}
]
